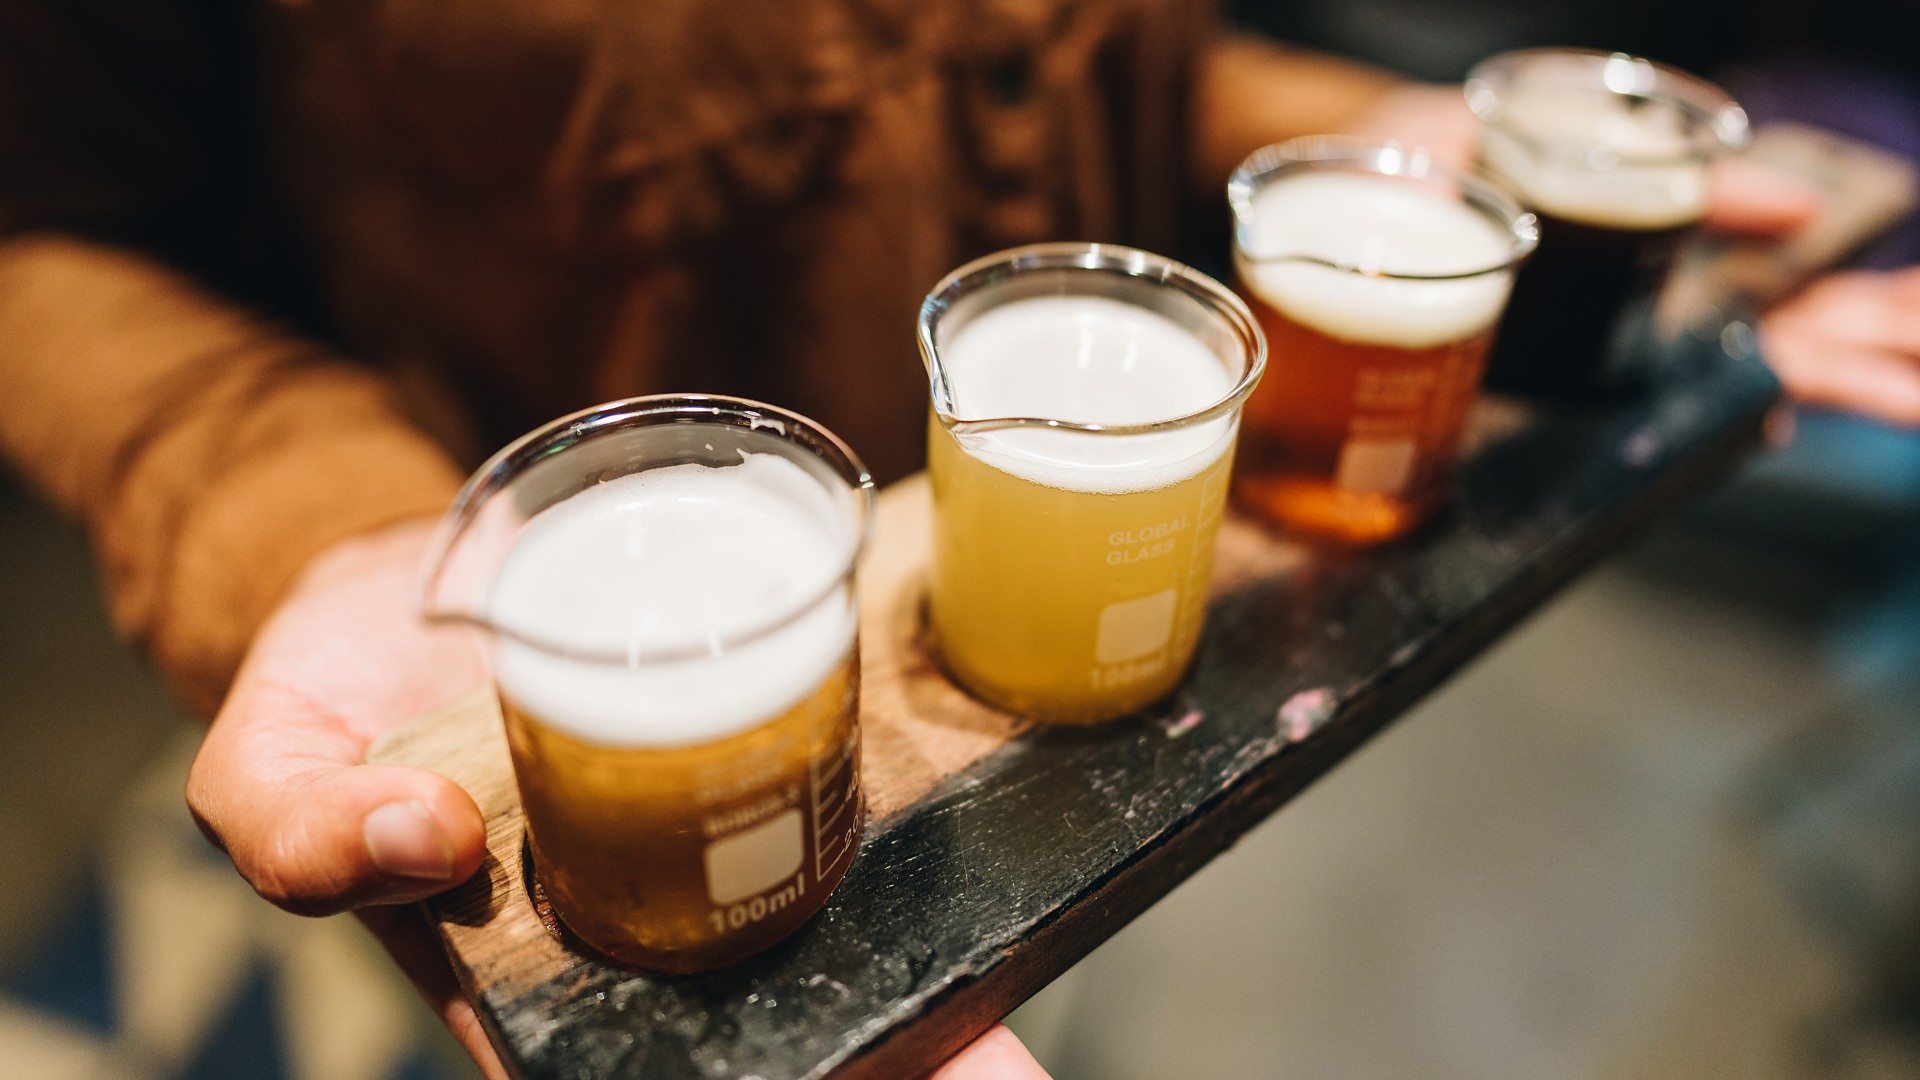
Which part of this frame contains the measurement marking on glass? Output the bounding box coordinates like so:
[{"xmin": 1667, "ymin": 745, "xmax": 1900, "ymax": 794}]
[
  {"xmin": 1171, "ymin": 465, "xmax": 1229, "ymax": 651},
  {"xmin": 810, "ymin": 732, "xmax": 860, "ymax": 881},
  {"xmin": 706, "ymin": 874, "xmax": 807, "ymax": 933},
  {"xmin": 703, "ymin": 809, "xmax": 805, "ymax": 905}
]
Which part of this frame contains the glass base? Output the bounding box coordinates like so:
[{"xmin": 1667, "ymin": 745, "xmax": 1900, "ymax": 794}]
[
  {"xmin": 1234, "ymin": 473, "xmax": 1439, "ymax": 546},
  {"xmin": 934, "ymin": 642, "xmax": 1194, "ymax": 726},
  {"xmin": 524, "ymin": 824, "xmax": 860, "ymax": 975}
]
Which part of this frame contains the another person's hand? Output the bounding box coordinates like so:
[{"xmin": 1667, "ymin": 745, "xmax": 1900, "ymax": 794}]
[
  {"xmin": 1762, "ymin": 266, "xmax": 1920, "ymax": 427},
  {"xmin": 185, "ymin": 521, "xmax": 1052, "ymax": 1078}
]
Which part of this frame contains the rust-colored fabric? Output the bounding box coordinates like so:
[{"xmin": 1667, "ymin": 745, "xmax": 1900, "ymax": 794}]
[
  {"xmin": 0, "ymin": 237, "xmax": 466, "ymax": 714},
  {"xmin": 0, "ymin": 1, "xmax": 1392, "ymax": 713}
]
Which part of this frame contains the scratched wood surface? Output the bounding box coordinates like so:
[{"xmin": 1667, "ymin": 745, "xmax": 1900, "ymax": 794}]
[{"xmin": 370, "ymin": 342, "xmax": 1778, "ymax": 1080}]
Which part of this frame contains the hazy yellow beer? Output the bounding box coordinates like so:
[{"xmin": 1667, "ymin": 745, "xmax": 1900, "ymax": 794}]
[
  {"xmin": 918, "ymin": 245, "xmax": 1265, "ymax": 723},
  {"xmin": 422, "ymin": 397, "xmax": 873, "ymax": 972}
]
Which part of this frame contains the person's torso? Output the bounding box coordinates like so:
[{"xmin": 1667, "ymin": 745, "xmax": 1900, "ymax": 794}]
[{"xmin": 244, "ymin": 0, "xmax": 1207, "ymax": 478}]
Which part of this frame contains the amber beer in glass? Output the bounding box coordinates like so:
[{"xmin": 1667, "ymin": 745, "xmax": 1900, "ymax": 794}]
[
  {"xmin": 919, "ymin": 244, "xmax": 1265, "ymax": 724},
  {"xmin": 421, "ymin": 396, "xmax": 873, "ymax": 972},
  {"xmin": 1230, "ymin": 138, "xmax": 1537, "ymax": 544},
  {"xmin": 1468, "ymin": 49, "xmax": 1749, "ymax": 399}
]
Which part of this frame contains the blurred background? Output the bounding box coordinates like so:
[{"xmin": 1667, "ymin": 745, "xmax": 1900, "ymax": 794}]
[{"xmin": 4, "ymin": 0, "xmax": 1919, "ymax": 1077}]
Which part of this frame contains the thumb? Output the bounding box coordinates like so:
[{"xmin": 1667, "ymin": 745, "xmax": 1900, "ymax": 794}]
[{"xmin": 188, "ymin": 690, "xmax": 488, "ymax": 916}]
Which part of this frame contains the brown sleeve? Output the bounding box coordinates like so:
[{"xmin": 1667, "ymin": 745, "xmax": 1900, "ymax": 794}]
[
  {"xmin": 1194, "ymin": 33, "xmax": 1402, "ymax": 193},
  {"xmin": 0, "ymin": 5, "xmax": 462, "ymax": 715}
]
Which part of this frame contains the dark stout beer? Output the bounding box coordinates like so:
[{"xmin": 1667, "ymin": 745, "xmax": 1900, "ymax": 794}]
[
  {"xmin": 1486, "ymin": 212, "xmax": 1695, "ymax": 398},
  {"xmin": 1468, "ymin": 51, "xmax": 1747, "ymax": 400}
]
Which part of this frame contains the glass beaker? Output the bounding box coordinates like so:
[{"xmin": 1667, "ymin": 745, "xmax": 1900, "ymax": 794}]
[
  {"xmin": 1467, "ymin": 48, "xmax": 1750, "ymax": 398},
  {"xmin": 1229, "ymin": 137, "xmax": 1537, "ymax": 544},
  {"xmin": 420, "ymin": 395, "xmax": 874, "ymax": 972},
  {"xmin": 917, "ymin": 243, "xmax": 1266, "ymax": 724}
]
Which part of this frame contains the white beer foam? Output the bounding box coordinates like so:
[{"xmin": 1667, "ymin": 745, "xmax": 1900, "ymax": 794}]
[
  {"xmin": 1482, "ymin": 86, "xmax": 1709, "ymax": 230},
  {"xmin": 1240, "ymin": 173, "xmax": 1515, "ymax": 349},
  {"xmin": 940, "ymin": 295, "xmax": 1238, "ymax": 493},
  {"xmin": 488, "ymin": 454, "xmax": 856, "ymax": 748}
]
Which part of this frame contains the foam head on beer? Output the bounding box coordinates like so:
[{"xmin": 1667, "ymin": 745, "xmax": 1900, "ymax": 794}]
[
  {"xmin": 1479, "ymin": 84, "xmax": 1710, "ymax": 231},
  {"xmin": 1238, "ymin": 172, "xmax": 1517, "ymax": 349},
  {"xmin": 939, "ymin": 294, "xmax": 1236, "ymax": 490},
  {"xmin": 487, "ymin": 453, "xmax": 856, "ymax": 747}
]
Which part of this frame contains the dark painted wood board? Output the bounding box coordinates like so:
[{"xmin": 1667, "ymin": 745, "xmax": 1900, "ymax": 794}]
[{"xmin": 371, "ymin": 337, "xmax": 1780, "ymax": 1080}]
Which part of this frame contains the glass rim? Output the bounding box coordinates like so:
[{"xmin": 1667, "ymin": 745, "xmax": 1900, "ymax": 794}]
[
  {"xmin": 419, "ymin": 393, "xmax": 876, "ymax": 666},
  {"xmin": 1465, "ymin": 48, "xmax": 1752, "ymax": 167},
  {"xmin": 1228, "ymin": 136, "xmax": 1540, "ymax": 281},
  {"xmin": 916, "ymin": 241, "xmax": 1267, "ymax": 437}
]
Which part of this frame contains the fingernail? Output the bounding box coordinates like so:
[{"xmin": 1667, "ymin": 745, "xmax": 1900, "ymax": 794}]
[{"xmin": 364, "ymin": 799, "xmax": 454, "ymax": 880}]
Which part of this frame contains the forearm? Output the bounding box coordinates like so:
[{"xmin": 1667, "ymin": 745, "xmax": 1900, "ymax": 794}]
[
  {"xmin": 1194, "ymin": 34, "xmax": 1402, "ymax": 193},
  {"xmin": 0, "ymin": 234, "xmax": 462, "ymax": 714}
]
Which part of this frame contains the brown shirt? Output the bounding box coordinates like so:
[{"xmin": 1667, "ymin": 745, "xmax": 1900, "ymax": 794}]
[{"xmin": 0, "ymin": 1, "xmax": 1391, "ymax": 712}]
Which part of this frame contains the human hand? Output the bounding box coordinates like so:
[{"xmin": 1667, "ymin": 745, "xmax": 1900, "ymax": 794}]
[
  {"xmin": 184, "ymin": 519, "xmax": 504, "ymax": 1072},
  {"xmin": 1762, "ymin": 266, "xmax": 1920, "ymax": 427},
  {"xmin": 1342, "ymin": 82, "xmax": 1480, "ymax": 168},
  {"xmin": 931, "ymin": 1025, "xmax": 1052, "ymax": 1079},
  {"xmin": 186, "ymin": 520, "xmax": 1051, "ymax": 1078}
]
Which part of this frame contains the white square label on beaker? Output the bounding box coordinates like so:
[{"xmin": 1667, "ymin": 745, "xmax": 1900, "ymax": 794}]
[
  {"xmin": 1095, "ymin": 589, "xmax": 1177, "ymax": 664},
  {"xmin": 704, "ymin": 809, "xmax": 804, "ymax": 905},
  {"xmin": 1334, "ymin": 438, "xmax": 1416, "ymax": 495}
]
